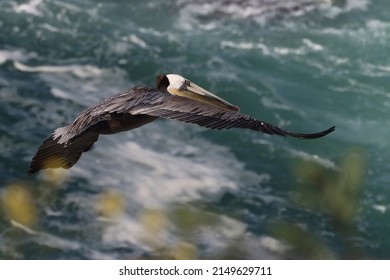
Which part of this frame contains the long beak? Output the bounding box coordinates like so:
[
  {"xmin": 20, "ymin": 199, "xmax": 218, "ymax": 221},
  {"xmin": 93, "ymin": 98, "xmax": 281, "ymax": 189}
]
[{"xmin": 170, "ymin": 81, "xmax": 240, "ymax": 111}]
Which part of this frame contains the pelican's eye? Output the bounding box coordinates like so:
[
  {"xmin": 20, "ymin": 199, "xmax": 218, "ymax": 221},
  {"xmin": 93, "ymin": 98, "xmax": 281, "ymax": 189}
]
[{"xmin": 179, "ymin": 80, "xmax": 189, "ymax": 90}]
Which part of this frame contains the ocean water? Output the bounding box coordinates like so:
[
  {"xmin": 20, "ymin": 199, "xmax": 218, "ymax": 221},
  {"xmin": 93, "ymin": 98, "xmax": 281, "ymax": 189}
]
[{"xmin": 1, "ymin": 0, "xmax": 389, "ymax": 259}]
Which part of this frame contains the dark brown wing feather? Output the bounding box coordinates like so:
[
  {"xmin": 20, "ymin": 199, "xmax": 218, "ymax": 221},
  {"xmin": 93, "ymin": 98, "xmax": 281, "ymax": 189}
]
[
  {"xmin": 28, "ymin": 130, "xmax": 99, "ymax": 175},
  {"xmin": 130, "ymin": 93, "xmax": 335, "ymax": 139}
]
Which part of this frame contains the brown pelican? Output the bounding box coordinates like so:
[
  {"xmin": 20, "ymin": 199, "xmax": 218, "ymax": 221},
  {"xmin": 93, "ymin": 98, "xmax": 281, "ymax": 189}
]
[{"xmin": 28, "ymin": 74, "xmax": 335, "ymax": 175}]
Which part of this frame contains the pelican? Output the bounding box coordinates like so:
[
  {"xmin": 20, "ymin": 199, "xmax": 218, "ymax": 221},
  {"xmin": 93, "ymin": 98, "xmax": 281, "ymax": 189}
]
[{"xmin": 28, "ymin": 74, "xmax": 335, "ymax": 175}]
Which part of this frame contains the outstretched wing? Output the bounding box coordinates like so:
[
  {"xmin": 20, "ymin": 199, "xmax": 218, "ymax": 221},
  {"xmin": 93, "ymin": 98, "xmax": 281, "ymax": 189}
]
[
  {"xmin": 130, "ymin": 93, "xmax": 335, "ymax": 139},
  {"xmin": 52, "ymin": 87, "xmax": 159, "ymax": 144},
  {"xmin": 28, "ymin": 87, "xmax": 160, "ymax": 175}
]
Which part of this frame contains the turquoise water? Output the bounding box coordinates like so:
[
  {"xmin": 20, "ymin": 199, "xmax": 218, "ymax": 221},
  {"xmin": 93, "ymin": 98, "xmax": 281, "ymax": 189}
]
[{"xmin": 1, "ymin": 0, "xmax": 389, "ymax": 259}]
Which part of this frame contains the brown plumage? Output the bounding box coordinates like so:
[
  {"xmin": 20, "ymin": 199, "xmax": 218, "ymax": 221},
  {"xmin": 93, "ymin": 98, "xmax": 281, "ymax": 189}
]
[{"xmin": 28, "ymin": 74, "xmax": 335, "ymax": 175}]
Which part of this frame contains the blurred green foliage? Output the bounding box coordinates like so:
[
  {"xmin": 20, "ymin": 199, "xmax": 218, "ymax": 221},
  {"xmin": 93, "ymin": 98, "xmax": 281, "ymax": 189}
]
[{"xmin": 271, "ymin": 148, "xmax": 366, "ymax": 259}]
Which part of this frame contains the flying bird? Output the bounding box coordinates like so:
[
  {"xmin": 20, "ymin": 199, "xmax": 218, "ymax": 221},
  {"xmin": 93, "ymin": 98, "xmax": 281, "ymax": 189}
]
[{"xmin": 28, "ymin": 74, "xmax": 335, "ymax": 175}]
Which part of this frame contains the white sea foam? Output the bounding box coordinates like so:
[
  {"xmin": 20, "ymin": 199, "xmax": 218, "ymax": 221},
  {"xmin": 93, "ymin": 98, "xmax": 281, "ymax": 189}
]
[
  {"xmin": 177, "ymin": 0, "xmax": 370, "ymax": 32},
  {"xmin": 302, "ymin": 38, "xmax": 324, "ymax": 52},
  {"xmin": 13, "ymin": 61, "xmax": 129, "ymax": 106},
  {"xmin": 373, "ymin": 205, "xmax": 386, "ymax": 214},
  {"xmin": 35, "ymin": 230, "xmax": 114, "ymax": 259},
  {"xmin": 177, "ymin": 0, "xmax": 330, "ymax": 26},
  {"xmin": 14, "ymin": 0, "xmax": 44, "ymax": 16},
  {"xmin": 101, "ymin": 206, "xmax": 279, "ymax": 258},
  {"xmin": 287, "ymin": 148, "xmax": 337, "ymax": 170},
  {"xmin": 50, "ymin": 87, "xmax": 72, "ymax": 100},
  {"xmin": 259, "ymin": 236, "xmax": 291, "ymax": 254},
  {"xmin": 85, "ymin": 137, "xmax": 264, "ymax": 207},
  {"xmin": 322, "ymin": 0, "xmax": 369, "ymax": 18},
  {"xmin": 221, "ymin": 38, "xmax": 325, "ymax": 58},
  {"xmin": 10, "ymin": 218, "xmax": 112, "ymax": 258},
  {"xmin": 40, "ymin": 23, "xmax": 61, "ymax": 33},
  {"xmin": 252, "ymin": 136, "xmax": 337, "ymax": 170},
  {"xmin": 13, "ymin": 61, "xmax": 104, "ymax": 77},
  {"xmin": 221, "ymin": 40, "xmax": 273, "ymax": 56},
  {"xmin": 0, "ymin": 49, "xmax": 35, "ymax": 65},
  {"xmin": 129, "ymin": 34, "xmax": 148, "ymax": 49}
]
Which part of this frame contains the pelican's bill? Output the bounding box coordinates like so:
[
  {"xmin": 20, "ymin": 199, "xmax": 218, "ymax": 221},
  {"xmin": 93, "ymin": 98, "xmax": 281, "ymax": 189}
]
[{"xmin": 168, "ymin": 81, "xmax": 240, "ymax": 112}]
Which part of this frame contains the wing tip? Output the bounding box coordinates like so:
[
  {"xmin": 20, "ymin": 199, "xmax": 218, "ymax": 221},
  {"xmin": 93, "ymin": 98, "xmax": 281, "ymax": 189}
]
[
  {"xmin": 27, "ymin": 136, "xmax": 72, "ymax": 176},
  {"xmin": 27, "ymin": 167, "xmax": 37, "ymax": 176},
  {"xmin": 319, "ymin": 125, "xmax": 335, "ymax": 137},
  {"xmin": 294, "ymin": 125, "xmax": 335, "ymax": 139}
]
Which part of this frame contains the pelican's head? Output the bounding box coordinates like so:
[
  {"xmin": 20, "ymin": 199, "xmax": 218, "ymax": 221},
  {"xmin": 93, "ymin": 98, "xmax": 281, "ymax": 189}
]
[{"xmin": 156, "ymin": 74, "xmax": 239, "ymax": 111}]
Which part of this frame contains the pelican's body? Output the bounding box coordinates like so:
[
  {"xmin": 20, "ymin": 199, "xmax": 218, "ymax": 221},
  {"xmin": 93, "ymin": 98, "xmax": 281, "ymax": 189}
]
[{"xmin": 28, "ymin": 74, "xmax": 335, "ymax": 175}]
